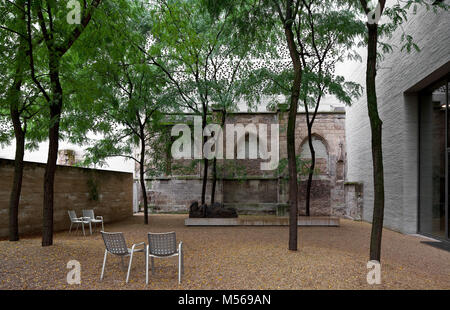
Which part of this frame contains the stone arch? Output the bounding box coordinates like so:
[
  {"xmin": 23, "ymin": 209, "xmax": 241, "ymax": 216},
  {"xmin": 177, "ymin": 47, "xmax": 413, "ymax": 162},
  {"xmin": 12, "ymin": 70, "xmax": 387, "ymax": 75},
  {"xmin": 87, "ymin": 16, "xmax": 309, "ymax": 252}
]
[{"xmin": 298, "ymin": 134, "xmax": 330, "ymax": 174}]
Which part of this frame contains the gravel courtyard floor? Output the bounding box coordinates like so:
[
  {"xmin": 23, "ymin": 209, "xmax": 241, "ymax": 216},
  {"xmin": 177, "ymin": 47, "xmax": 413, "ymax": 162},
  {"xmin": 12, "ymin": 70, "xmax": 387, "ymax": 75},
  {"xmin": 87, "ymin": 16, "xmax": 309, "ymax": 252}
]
[{"xmin": 0, "ymin": 214, "xmax": 449, "ymax": 290}]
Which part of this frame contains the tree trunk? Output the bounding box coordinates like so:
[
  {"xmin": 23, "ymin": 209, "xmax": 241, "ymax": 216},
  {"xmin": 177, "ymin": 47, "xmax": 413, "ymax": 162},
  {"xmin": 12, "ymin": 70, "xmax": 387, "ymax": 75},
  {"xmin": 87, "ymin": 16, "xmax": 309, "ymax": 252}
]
[
  {"xmin": 140, "ymin": 133, "xmax": 149, "ymax": 224},
  {"xmin": 8, "ymin": 0, "xmax": 27, "ymax": 242},
  {"xmin": 201, "ymin": 110, "xmax": 208, "ymax": 205},
  {"xmin": 42, "ymin": 56, "xmax": 63, "ymax": 247},
  {"xmin": 211, "ymin": 157, "xmax": 217, "ymax": 205},
  {"xmin": 9, "ymin": 116, "xmax": 25, "ymax": 242},
  {"xmin": 211, "ymin": 109, "xmax": 225, "ymax": 205},
  {"xmin": 201, "ymin": 159, "xmax": 209, "ymax": 205},
  {"xmin": 305, "ymin": 124, "xmax": 315, "ymax": 217},
  {"xmin": 284, "ymin": 23, "xmax": 302, "ymax": 251},
  {"xmin": 366, "ymin": 24, "xmax": 385, "ymax": 262}
]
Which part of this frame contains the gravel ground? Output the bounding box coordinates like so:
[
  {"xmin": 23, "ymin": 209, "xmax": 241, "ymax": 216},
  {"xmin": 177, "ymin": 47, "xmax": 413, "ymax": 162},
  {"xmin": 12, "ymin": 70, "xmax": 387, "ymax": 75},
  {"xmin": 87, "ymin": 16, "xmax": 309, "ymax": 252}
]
[{"xmin": 0, "ymin": 214, "xmax": 449, "ymax": 290}]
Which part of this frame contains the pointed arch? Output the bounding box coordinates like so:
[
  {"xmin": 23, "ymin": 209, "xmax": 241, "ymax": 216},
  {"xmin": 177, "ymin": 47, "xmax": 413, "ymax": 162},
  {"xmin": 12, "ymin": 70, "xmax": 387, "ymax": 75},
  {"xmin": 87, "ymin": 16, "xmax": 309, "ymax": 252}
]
[{"xmin": 298, "ymin": 134, "xmax": 329, "ymax": 174}]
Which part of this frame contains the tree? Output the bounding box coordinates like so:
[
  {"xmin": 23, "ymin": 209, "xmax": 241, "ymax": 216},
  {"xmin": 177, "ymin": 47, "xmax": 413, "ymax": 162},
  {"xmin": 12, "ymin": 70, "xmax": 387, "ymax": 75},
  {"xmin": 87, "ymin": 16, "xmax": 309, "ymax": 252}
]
[
  {"xmin": 295, "ymin": 1, "xmax": 363, "ymax": 216},
  {"xmin": 25, "ymin": 0, "xmax": 102, "ymax": 246},
  {"xmin": 356, "ymin": 0, "xmax": 448, "ymax": 262},
  {"xmin": 81, "ymin": 62, "xmax": 172, "ymax": 225},
  {"xmin": 143, "ymin": 0, "xmax": 252, "ymax": 205},
  {"xmin": 201, "ymin": 0, "xmax": 304, "ymax": 249},
  {"xmin": 0, "ymin": 0, "xmax": 46, "ymax": 241},
  {"xmin": 272, "ymin": 0, "xmax": 303, "ymax": 251},
  {"xmin": 60, "ymin": 0, "xmax": 170, "ymax": 225},
  {"xmin": 209, "ymin": 0, "xmax": 363, "ymax": 250}
]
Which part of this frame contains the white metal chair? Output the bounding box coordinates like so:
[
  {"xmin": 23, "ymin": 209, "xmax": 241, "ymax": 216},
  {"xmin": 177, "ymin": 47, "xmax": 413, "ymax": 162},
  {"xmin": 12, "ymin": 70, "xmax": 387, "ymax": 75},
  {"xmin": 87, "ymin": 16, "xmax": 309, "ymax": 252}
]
[
  {"xmin": 82, "ymin": 209, "xmax": 104, "ymax": 232},
  {"xmin": 146, "ymin": 232, "xmax": 184, "ymax": 284},
  {"xmin": 68, "ymin": 210, "xmax": 92, "ymax": 236},
  {"xmin": 100, "ymin": 231, "xmax": 145, "ymax": 283}
]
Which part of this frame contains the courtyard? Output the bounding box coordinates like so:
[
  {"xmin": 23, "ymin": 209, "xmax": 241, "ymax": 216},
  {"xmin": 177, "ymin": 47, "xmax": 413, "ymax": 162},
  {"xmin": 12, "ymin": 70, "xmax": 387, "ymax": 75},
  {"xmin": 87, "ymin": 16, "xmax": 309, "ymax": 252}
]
[{"xmin": 0, "ymin": 214, "xmax": 448, "ymax": 290}]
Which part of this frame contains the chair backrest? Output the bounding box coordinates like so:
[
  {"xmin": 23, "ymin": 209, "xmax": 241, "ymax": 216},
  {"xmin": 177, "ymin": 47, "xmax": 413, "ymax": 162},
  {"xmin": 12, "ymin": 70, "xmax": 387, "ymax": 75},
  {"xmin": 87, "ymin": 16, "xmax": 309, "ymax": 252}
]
[
  {"xmin": 101, "ymin": 232, "xmax": 128, "ymax": 255},
  {"xmin": 68, "ymin": 210, "xmax": 78, "ymax": 221},
  {"xmin": 82, "ymin": 209, "xmax": 95, "ymax": 219},
  {"xmin": 147, "ymin": 232, "xmax": 177, "ymax": 256}
]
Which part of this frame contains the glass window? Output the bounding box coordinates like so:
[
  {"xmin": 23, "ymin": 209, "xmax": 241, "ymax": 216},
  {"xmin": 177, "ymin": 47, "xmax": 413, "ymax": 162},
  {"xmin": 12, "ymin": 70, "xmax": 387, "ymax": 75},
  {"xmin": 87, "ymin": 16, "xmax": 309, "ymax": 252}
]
[{"xmin": 419, "ymin": 78, "xmax": 448, "ymax": 239}]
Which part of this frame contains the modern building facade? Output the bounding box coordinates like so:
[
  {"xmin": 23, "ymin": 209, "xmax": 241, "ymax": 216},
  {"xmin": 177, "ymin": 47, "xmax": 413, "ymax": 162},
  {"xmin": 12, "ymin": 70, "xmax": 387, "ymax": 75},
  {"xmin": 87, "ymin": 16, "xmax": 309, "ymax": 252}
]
[{"xmin": 345, "ymin": 3, "xmax": 450, "ymax": 240}]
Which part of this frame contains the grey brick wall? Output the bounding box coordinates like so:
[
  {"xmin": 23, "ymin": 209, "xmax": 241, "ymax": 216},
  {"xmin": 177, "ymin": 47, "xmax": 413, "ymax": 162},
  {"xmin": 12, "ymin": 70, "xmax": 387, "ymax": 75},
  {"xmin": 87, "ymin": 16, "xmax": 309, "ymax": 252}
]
[{"xmin": 345, "ymin": 2, "xmax": 450, "ymax": 233}]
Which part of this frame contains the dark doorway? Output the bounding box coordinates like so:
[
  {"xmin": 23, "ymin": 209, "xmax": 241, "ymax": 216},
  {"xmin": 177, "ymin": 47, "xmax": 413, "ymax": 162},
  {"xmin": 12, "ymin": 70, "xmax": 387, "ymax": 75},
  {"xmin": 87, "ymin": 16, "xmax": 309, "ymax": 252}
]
[{"xmin": 419, "ymin": 76, "xmax": 449, "ymax": 240}]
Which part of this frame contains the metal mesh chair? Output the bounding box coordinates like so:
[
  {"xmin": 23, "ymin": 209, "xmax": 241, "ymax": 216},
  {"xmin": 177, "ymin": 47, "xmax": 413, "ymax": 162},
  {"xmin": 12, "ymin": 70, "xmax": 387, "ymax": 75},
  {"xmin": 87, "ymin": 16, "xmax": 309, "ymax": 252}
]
[
  {"xmin": 146, "ymin": 232, "xmax": 184, "ymax": 284},
  {"xmin": 68, "ymin": 210, "xmax": 91, "ymax": 236},
  {"xmin": 100, "ymin": 231, "xmax": 145, "ymax": 283},
  {"xmin": 82, "ymin": 209, "xmax": 104, "ymax": 232}
]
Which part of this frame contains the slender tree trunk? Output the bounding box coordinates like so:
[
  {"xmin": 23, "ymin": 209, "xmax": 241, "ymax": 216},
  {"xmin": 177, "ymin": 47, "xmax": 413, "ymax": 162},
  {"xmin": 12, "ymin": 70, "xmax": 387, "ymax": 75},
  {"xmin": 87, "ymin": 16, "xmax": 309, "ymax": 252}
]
[
  {"xmin": 366, "ymin": 24, "xmax": 385, "ymax": 262},
  {"xmin": 284, "ymin": 23, "xmax": 302, "ymax": 251},
  {"xmin": 201, "ymin": 110, "xmax": 208, "ymax": 205},
  {"xmin": 9, "ymin": 112, "xmax": 25, "ymax": 242},
  {"xmin": 211, "ymin": 110, "xmax": 225, "ymax": 205},
  {"xmin": 8, "ymin": 0, "xmax": 27, "ymax": 242},
  {"xmin": 140, "ymin": 133, "xmax": 149, "ymax": 224},
  {"xmin": 211, "ymin": 157, "xmax": 217, "ymax": 205},
  {"xmin": 42, "ymin": 104, "xmax": 61, "ymax": 246},
  {"xmin": 305, "ymin": 124, "xmax": 315, "ymax": 217},
  {"xmin": 42, "ymin": 55, "xmax": 63, "ymax": 247}
]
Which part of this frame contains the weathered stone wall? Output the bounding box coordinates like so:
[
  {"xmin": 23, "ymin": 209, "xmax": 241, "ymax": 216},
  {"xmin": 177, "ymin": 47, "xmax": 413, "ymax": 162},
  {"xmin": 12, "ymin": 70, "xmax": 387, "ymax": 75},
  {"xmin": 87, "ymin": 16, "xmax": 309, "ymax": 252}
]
[
  {"xmin": 222, "ymin": 113, "xmax": 279, "ymax": 177},
  {"xmin": 345, "ymin": 2, "xmax": 450, "ymax": 233},
  {"xmin": 344, "ymin": 182, "xmax": 363, "ymax": 220},
  {"xmin": 223, "ymin": 179, "xmax": 278, "ymax": 203},
  {"xmin": 147, "ymin": 177, "xmax": 223, "ymax": 212},
  {"xmin": 278, "ymin": 111, "xmax": 347, "ymax": 216},
  {"xmin": 0, "ymin": 159, "xmax": 133, "ymax": 238},
  {"xmin": 143, "ymin": 109, "xmax": 348, "ymax": 216}
]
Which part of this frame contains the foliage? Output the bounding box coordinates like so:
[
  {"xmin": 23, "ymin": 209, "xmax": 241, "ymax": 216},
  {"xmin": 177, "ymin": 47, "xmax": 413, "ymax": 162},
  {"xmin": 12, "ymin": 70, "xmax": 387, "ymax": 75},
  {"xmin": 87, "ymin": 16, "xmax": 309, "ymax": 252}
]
[
  {"xmin": 276, "ymin": 155, "xmax": 316, "ymax": 179},
  {"xmin": 87, "ymin": 176, "xmax": 100, "ymax": 201}
]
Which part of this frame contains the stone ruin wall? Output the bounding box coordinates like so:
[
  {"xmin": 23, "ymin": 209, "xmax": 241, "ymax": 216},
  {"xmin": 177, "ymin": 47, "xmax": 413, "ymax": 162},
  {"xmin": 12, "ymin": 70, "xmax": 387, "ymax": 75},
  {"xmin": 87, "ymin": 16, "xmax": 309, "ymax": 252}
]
[{"xmin": 140, "ymin": 110, "xmax": 362, "ymax": 218}]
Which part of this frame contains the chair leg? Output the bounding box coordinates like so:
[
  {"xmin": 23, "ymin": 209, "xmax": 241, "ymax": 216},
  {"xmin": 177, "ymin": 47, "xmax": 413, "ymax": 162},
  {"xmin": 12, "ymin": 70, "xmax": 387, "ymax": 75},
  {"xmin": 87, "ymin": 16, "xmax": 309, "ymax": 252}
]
[
  {"xmin": 81, "ymin": 222, "xmax": 85, "ymax": 236},
  {"xmin": 100, "ymin": 250, "xmax": 107, "ymax": 281},
  {"xmin": 178, "ymin": 254, "xmax": 181, "ymax": 284},
  {"xmin": 145, "ymin": 246, "xmax": 149, "ymax": 285},
  {"xmin": 69, "ymin": 222, "xmax": 73, "ymax": 233},
  {"xmin": 101, "ymin": 221, "xmax": 104, "ymax": 231},
  {"xmin": 89, "ymin": 222, "xmax": 92, "ymax": 235},
  {"xmin": 126, "ymin": 252, "xmax": 134, "ymax": 283}
]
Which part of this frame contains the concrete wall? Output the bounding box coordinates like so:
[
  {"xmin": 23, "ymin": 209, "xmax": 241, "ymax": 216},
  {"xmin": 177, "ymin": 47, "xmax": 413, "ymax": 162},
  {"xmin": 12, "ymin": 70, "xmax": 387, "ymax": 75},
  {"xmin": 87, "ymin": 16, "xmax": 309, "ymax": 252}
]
[
  {"xmin": 0, "ymin": 159, "xmax": 133, "ymax": 238},
  {"xmin": 345, "ymin": 2, "xmax": 450, "ymax": 233}
]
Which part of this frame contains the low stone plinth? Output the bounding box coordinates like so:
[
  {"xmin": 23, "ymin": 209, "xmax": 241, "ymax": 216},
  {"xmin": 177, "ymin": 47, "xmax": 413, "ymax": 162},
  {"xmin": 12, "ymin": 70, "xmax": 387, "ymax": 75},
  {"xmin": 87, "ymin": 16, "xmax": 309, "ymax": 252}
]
[{"xmin": 185, "ymin": 216, "xmax": 339, "ymax": 227}]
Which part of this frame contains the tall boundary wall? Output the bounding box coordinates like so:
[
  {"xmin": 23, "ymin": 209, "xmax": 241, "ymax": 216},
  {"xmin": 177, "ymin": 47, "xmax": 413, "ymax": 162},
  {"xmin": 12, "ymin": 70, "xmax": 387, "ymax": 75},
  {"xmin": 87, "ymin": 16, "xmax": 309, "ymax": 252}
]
[{"xmin": 0, "ymin": 159, "xmax": 133, "ymax": 238}]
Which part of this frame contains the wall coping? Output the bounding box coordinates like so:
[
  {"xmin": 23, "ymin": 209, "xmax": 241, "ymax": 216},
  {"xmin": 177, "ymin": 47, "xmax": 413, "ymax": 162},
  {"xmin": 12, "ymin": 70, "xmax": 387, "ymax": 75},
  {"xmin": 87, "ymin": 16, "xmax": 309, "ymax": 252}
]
[
  {"xmin": 163, "ymin": 111, "xmax": 346, "ymax": 116},
  {"xmin": 0, "ymin": 158, "xmax": 133, "ymax": 175}
]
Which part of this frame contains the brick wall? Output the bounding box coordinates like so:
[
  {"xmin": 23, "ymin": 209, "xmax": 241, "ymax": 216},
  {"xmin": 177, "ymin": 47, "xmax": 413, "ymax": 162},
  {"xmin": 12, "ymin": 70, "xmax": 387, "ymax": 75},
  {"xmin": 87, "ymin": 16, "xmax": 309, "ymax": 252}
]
[{"xmin": 0, "ymin": 159, "xmax": 133, "ymax": 238}]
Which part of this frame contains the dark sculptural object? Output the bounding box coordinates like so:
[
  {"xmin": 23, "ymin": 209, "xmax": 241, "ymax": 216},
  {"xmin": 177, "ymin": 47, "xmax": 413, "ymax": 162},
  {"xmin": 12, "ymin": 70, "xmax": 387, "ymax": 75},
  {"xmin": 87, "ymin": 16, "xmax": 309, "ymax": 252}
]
[{"xmin": 189, "ymin": 201, "xmax": 238, "ymax": 218}]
